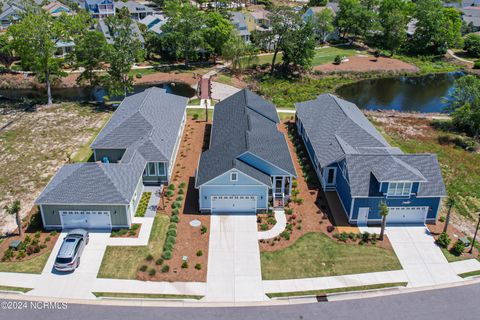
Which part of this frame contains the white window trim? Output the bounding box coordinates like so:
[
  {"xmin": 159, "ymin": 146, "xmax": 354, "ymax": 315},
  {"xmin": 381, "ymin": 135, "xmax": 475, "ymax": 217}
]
[
  {"xmin": 230, "ymin": 172, "xmax": 238, "ymax": 182},
  {"xmin": 387, "ymin": 182, "xmax": 412, "ymax": 197},
  {"xmin": 157, "ymin": 162, "xmax": 166, "ymax": 176}
]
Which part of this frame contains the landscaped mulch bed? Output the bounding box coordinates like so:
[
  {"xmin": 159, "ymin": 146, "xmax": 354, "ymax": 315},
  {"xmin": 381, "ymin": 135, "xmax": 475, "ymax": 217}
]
[
  {"xmin": 138, "ymin": 119, "xmax": 211, "ymax": 282},
  {"xmin": 110, "ymin": 223, "xmax": 141, "ymax": 238},
  {"xmin": 257, "ymin": 211, "xmax": 277, "ymax": 232},
  {"xmin": 259, "ymin": 121, "xmax": 394, "ymax": 252},
  {"xmin": 314, "ymin": 55, "xmax": 418, "ymax": 74},
  {"xmin": 0, "ymin": 209, "xmax": 60, "ymax": 266}
]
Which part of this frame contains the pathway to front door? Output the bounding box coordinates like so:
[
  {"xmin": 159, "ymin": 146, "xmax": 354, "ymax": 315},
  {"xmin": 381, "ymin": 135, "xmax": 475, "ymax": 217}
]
[{"xmin": 204, "ymin": 214, "xmax": 267, "ymax": 302}]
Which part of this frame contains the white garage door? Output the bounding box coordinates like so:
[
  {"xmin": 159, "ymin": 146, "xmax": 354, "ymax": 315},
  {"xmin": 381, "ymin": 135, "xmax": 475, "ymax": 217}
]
[
  {"xmin": 211, "ymin": 196, "xmax": 257, "ymax": 213},
  {"xmin": 60, "ymin": 211, "xmax": 112, "ymax": 229},
  {"xmin": 387, "ymin": 207, "xmax": 428, "ymax": 224}
]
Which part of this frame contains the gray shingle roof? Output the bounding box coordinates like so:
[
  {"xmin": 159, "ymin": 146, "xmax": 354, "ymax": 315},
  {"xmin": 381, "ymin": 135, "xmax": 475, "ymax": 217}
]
[
  {"xmin": 36, "ymin": 88, "xmax": 187, "ymax": 205},
  {"xmin": 296, "ymin": 94, "xmax": 447, "ymax": 198},
  {"xmin": 196, "ymin": 89, "xmax": 296, "ymax": 187}
]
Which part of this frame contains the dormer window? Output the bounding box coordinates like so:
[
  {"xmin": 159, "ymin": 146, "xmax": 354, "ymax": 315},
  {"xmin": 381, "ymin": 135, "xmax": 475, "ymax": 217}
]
[
  {"xmin": 231, "ymin": 172, "xmax": 238, "ymax": 182},
  {"xmin": 387, "ymin": 182, "xmax": 412, "ymax": 196}
]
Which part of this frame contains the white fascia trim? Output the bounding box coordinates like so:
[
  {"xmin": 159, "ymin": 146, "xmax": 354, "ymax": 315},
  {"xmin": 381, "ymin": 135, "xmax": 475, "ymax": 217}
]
[
  {"xmin": 237, "ymin": 151, "xmax": 296, "ymax": 178},
  {"xmin": 349, "ymin": 198, "xmax": 355, "ymax": 220}
]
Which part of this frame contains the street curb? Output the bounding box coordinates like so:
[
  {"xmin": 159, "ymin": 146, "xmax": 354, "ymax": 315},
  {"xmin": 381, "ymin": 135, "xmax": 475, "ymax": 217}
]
[{"xmin": 1, "ymin": 278, "xmax": 480, "ymax": 308}]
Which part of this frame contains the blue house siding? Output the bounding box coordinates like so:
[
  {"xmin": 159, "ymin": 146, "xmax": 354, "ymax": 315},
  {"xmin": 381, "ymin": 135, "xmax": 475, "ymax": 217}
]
[
  {"xmin": 238, "ymin": 152, "xmax": 290, "ymax": 176},
  {"xmin": 199, "ymin": 185, "xmax": 268, "ymax": 210},
  {"xmin": 199, "ymin": 170, "xmax": 269, "ymax": 211},
  {"xmin": 335, "ymin": 160, "xmax": 353, "ymax": 216},
  {"xmin": 351, "ymin": 196, "xmax": 441, "ymax": 222}
]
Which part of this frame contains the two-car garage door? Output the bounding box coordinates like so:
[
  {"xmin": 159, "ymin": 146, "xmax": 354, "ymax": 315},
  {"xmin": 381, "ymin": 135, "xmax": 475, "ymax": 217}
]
[
  {"xmin": 387, "ymin": 207, "xmax": 428, "ymax": 224},
  {"xmin": 60, "ymin": 211, "xmax": 112, "ymax": 229},
  {"xmin": 211, "ymin": 196, "xmax": 257, "ymax": 213}
]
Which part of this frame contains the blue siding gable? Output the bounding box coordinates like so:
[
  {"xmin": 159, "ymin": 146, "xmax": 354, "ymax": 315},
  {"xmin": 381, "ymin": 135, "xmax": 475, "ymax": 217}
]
[
  {"xmin": 335, "ymin": 160, "xmax": 353, "ymax": 215},
  {"xmin": 238, "ymin": 152, "xmax": 290, "ymax": 176},
  {"xmin": 203, "ymin": 169, "xmax": 265, "ymax": 186}
]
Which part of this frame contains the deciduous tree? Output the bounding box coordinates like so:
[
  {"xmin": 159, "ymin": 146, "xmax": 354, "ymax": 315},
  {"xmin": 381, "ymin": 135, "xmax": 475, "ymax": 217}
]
[
  {"xmin": 313, "ymin": 8, "xmax": 334, "ymax": 43},
  {"xmin": 378, "ymin": 0, "xmax": 410, "ymax": 56}
]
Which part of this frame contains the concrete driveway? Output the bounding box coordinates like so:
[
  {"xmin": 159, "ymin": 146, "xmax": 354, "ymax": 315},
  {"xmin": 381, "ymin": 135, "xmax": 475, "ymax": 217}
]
[
  {"xmin": 384, "ymin": 226, "xmax": 461, "ymax": 287},
  {"xmin": 204, "ymin": 214, "xmax": 267, "ymax": 302},
  {"xmin": 27, "ymin": 231, "xmax": 110, "ymax": 299}
]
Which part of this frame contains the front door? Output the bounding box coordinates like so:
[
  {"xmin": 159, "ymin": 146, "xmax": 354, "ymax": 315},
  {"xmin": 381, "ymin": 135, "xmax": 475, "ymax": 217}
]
[{"xmin": 357, "ymin": 207, "xmax": 369, "ymax": 225}]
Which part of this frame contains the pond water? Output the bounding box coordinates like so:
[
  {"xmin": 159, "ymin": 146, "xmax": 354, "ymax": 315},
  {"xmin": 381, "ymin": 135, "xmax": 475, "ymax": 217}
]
[
  {"xmin": 0, "ymin": 82, "xmax": 196, "ymax": 103},
  {"xmin": 336, "ymin": 72, "xmax": 465, "ymax": 113}
]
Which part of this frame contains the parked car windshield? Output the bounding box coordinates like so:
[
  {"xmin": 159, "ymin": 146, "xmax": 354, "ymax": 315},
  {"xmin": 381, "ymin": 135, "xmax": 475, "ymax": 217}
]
[{"xmin": 56, "ymin": 257, "xmax": 72, "ymax": 264}]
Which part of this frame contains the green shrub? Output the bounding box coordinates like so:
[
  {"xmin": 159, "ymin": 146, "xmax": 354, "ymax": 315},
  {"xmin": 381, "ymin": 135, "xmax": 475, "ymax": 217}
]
[
  {"xmin": 45, "ymin": 236, "xmax": 51, "ymax": 242},
  {"xmin": 34, "ymin": 231, "xmax": 41, "ymax": 238},
  {"xmin": 40, "ymin": 244, "xmax": 47, "ymax": 249},
  {"xmin": 291, "ymin": 189, "xmax": 300, "ymax": 197},
  {"xmin": 131, "ymin": 224, "xmax": 140, "ymax": 231},
  {"xmin": 166, "ymin": 190, "xmax": 175, "ymax": 198},
  {"xmin": 50, "ymin": 230, "xmax": 58, "ymax": 236},
  {"xmin": 179, "ymin": 182, "xmax": 187, "ymax": 188},
  {"xmin": 129, "ymin": 229, "xmax": 136, "ymax": 236},
  {"xmin": 361, "ymin": 232, "xmax": 370, "ymax": 243},
  {"xmin": 146, "ymin": 254, "xmax": 154, "ymax": 261},
  {"xmin": 285, "ymin": 208, "xmax": 293, "ymax": 215},
  {"xmin": 201, "ymin": 225, "xmax": 207, "ymax": 234},
  {"xmin": 163, "ymin": 242, "xmax": 174, "ymax": 252},
  {"xmin": 168, "ymin": 184, "xmax": 175, "ymax": 191},
  {"xmin": 170, "ymin": 215, "xmax": 180, "ymax": 223},
  {"xmin": 338, "ymin": 232, "xmax": 348, "ymax": 242},
  {"xmin": 135, "ymin": 192, "xmax": 152, "ymax": 217},
  {"xmin": 474, "ymin": 60, "xmax": 480, "ymax": 69},
  {"xmin": 267, "ymin": 217, "xmax": 276, "ymax": 225},
  {"xmin": 450, "ymin": 240, "xmax": 465, "ymax": 256},
  {"xmin": 260, "ymin": 223, "xmax": 268, "ymax": 231},
  {"xmin": 280, "ymin": 231, "xmax": 290, "ymax": 240},
  {"xmin": 166, "ymin": 235, "xmax": 176, "ymax": 245},
  {"xmin": 292, "ymin": 180, "xmax": 298, "ymax": 188},
  {"xmin": 348, "ymin": 232, "xmax": 357, "ymax": 241},
  {"xmin": 162, "ymin": 250, "xmax": 173, "ymax": 260},
  {"xmin": 436, "ymin": 232, "xmax": 451, "ymax": 248},
  {"xmin": 439, "ymin": 216, "xmax": 446, "ymax": 223},
  {"xmin": 192, "ymin": 113, "xmax": 199, "ymax": 120},
  {"xmin": 136, "ymin": 72, "xmax": 143, "ymax": 79},
  {"xmin": 161, "ymin": 265, "xmax": 170, "ymax": 273},
  {"xmin": 172, "ymin": 208, "xmax": 179, "ymax": 215},
  {"xmin": 2, "ymin": 248, "xmax": 14, "ymax": 261},
  {"xmin": 171, "ymin": 201, "xmax": 181, "ymax": 209},
  {"xmin": 16, "ymin": 250, "xmax": 26, "ymax": 259},
  {"xmin": 24, "ymin": 235, "xmax": 31, "ymax": 243},
  {"xmin": 178, "ymin": 188, "xmax": 184, "ymax": 195},
  {"xmin": 139, "ymin": 265, "xmax": 148, "ymax": 272},
  {"xmin": 149, "ymin": 268, "xmax": 156, "ymax": 276},
  {"xmin": 176, "ymin": 195, "xmax": 184, "ymax": 202},
  {"xmin": 195, "ymin": 263, "xmax": 202, "ymax": 270},
  {"xmin": 196, "ymin": 250, "xmax": 203, "ymax": 256},
  {"xmin": 181, "ymin": 261, "xmax": 188, "ymax": 268},
  {"xmin": 167, "ymin": 229, "xmax": 177, "ymax": 237},
  {"xmin": 371, "ymin": 233, "xmax": 377, "ymax": 241},
  {"xmin": 168, "ymin": 223, "xmax": 177, "ymax": 230},
  {"xmin": 294, "ymin": 198, "xmax": 304, "ymax": 205},
  {"xmin": 334, "ymin": 55, "xmax": 342, "ymax": 64}
]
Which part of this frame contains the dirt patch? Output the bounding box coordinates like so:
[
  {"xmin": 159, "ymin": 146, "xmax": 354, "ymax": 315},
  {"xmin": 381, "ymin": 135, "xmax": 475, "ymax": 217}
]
[
  {"xmin": 0, "ymin": 102, "xmax": 111, "ymax": 235},
  {"xmin": 259, "ymin": 121, "xmax": 394, "ymax": 252},
  {"xmin": 138, "ymin": 119, "xmax": 211, "ymax": 282},
  {"xmin": 314, "ymin": 55, "xmax": 418, "ymax": 74}
]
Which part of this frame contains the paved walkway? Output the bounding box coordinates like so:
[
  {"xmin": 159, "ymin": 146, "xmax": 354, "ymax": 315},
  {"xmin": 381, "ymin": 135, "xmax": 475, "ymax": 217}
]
[
  {"xmin": 211, "ymin": 82, "xmax": 241, "ymax": 101},
  {"xmin": 258, "ymin": 210, "xmax": 286, "ymax": 240},
  {"xmin": 447, "ymin": 49, "xmax": 474, "ymax": 65},
  {"xmin": 361, "ymin": 225, "xmax": 462, "ymax": 287},
  {"xmin": 204, "ymin": 214, "xmax": 267, "ymax": 302},
  {"xmin": 263, "ymin": 270, "xmax": 408, "ymax": 294}
]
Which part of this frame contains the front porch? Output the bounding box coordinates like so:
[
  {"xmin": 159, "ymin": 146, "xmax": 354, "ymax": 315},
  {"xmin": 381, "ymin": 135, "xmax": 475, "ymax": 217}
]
[{"xmin": 270, "ymin": 175, "xmax": 293, "ymax": 208}]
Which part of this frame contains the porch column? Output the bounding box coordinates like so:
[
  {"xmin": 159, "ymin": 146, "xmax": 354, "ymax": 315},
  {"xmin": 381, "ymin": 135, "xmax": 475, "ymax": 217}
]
[
  {"xmin": 288, "ymin": 177, "xmax": 292, "ymax": 196},
  {"xmin": 281, "ymin": 176, "xmax": 285, "ymax": 195}
]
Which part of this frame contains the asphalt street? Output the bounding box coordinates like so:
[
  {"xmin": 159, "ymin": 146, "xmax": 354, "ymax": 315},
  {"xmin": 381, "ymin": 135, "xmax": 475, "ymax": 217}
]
[{"xmin": 1, "ymin": 283, "xmax": 480, "ymax": 320}]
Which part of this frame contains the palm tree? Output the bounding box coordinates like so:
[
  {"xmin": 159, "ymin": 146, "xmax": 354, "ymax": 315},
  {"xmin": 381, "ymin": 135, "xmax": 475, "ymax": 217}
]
[
  {"xmin": 379, "ymin": 201, "xmax": 389, "ymax": 241},
  {"xmin": 443, "ymin": 197, "xmax": 456, "ymax": 233},
  {"xmin": 4, "ymin": 200, "xmax": 22, "ymax": 236}
]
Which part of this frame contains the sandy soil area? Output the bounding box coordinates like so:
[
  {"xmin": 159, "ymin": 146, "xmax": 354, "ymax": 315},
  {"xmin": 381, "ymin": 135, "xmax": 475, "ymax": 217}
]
[{"xmin": 314, "ymin": 55, "xmax": 418, "ymax": 73}]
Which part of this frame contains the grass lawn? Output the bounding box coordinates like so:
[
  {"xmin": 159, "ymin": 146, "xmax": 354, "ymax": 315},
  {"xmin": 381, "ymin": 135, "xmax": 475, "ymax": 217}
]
[
  {"xmin": 97, "ymin": 214, "xmax": 169, "ymax": 279},
  {"xmin": 257, "ymin": 75, "xmax": 357, "ymax": 109},
  {"xmin": 0, "ymin": 250, "xmax": 51, "ymax": 274},
  {"xmin": 394, "ymin": 54, "xmax": 460, "ymax": 74},
  {"xmin": 372, "ymin": 116, "xmax": 480, "ymax": 220},
  {"xmin": 459, "ymin": 269, "xmax": 480, "ymax": 278},
  {"xmin": 266, "ymin": 282, "xmax": 407, "ymax": 298},
  {"xmin": 186, "ymin": 108, "xmax": 213, "ymax": 120},
  {"xmin": 0, "ymin": 285, "xmax": 32, "ymax": 293},
  {"xmin": 93, "ymin": 292, "xmax": 203, "ymax": 300},
  {"xmin": 440, "ymin": 247, "xmax": 468, "ymax": 263},
  {"xmin": 260, "ymin": 233, "xmax": 402, "ymax": 280}
]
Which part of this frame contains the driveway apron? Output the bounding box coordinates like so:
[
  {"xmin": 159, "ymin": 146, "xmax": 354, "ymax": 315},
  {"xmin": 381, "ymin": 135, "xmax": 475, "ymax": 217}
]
[{"xmin": 204, "ymin": 214, "xmax": 267, "ymax": 302}]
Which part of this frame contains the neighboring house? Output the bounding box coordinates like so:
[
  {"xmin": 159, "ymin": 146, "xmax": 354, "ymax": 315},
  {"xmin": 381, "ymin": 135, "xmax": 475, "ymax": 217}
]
[
  {"xmin": 302, "ymin": 6, "xmax": 338, "ymax": 41},
  {"xmin": 55, "ymin": 40, "xmax": 75, "ymax": 57},
  {"xmin": 114, "ymin": 0, "xmax": 156, "ymax": 20},
  {"xmin": 295, "ymin": 94, "xmax": 446, "ymax": 225},
  {"xmin": 0, "ymin": 2, "xmax": 23, "ymax": 31},
  {"xmin": 42, "ymin": 1, "xmax": 73, "ymax": 17},
  {"xmin": 85, "ymin": 0, "xmax": 114, "ymax": 18},
  {"xmin": 35, "ymin": 88, "xmax": 187, "ymax": 229},
  {"xmin": 245, "ymin": 9, "xmax": 270, "ymax": 32},
  {"xmin": 195, "ymin": 89, "xmax": 297, "ymax": 214},
  {"xmin": 462, "ymin": 6, "xmax": 480, "ymax": 31},
  {"xmin": 138, "ymin": 13, "xmax": 167, "ymax": 35},
  {"xmin": 97, "ymin": 18, "xmax": 145, "ymax": 46},
  {"xmin": 229, "ymin": 11, "xmax": 250, "ymax": 42}
]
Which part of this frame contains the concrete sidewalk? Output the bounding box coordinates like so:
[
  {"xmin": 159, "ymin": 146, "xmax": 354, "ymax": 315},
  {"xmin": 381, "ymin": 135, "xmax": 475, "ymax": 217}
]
[
  {"xmin": 204, "ymin": 214, "xmax": 267, "ymax": 302},
  {"xmin": 263, "ymin": 270, "xmax": 408, "ymax": 294}
]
